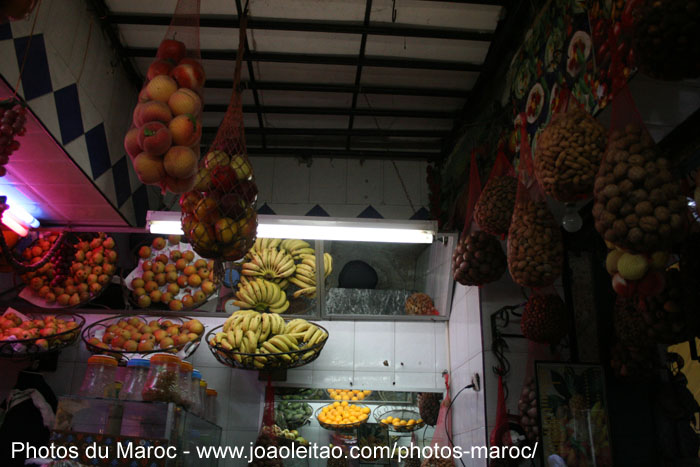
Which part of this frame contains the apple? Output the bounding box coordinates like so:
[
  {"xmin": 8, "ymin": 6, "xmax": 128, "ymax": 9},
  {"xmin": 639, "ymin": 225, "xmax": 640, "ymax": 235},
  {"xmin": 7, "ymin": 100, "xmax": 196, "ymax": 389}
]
[
  {"xmin": 214, "ymin": 217, "xmax": 237, "ymax": 243},
  {"xmin": 161, "ymin": 292, "xmax": 173, "ymax": 303},
  {"xmin": 166, "ymin": 271, "xmax": 178, "ymax": 283},
  {"xmin": 210, "ymin": 165, "xmax": 238, "ymax": 192},
  {"xmin": 201, "ymin": 280, "xmax": 215, "ymax": 295},
  {"xmin": 146, "ymin": 74, "xmax": 178, "ymax": 103},
  {"xmin": 152, "ymin": 262, "xmax": 165, "ymax": 274},
  {"xmin": 182, "ymin": 294, "xmax": 195, "ymax": 308},
  {"xmin": 183, "ymin": 265, "xmax": 197, "ymax": 276},
  {"xmin": 611, "ymin": 273, "xmax": 635, "ymax": 298},
  {"xmin": 167, "ymin": 283, "xmax": 180, "ymax": 295},
  {"xmin": 188, "ymin": 274, "xmax": 202, "ymax": 287},
  {"xmin": 164, "ymin": 263, "xmax": 177, "ymax": 273},
  {"xmin": 637, "ymin": 270, "xmax": 666, "ymax": 297},
  {"xmin": 138, "ymin": 246, "xmax": 152, "ymax": 259},
  {"xmin": 154, "ymin": 253, "xmax": 168, "ymax": 264},
  {"xmin": 183, "ymin": 251, "xmax": 195, "ymax": 263},
  {"xmin": 166, "ymin": 325, "xmax": 180, "ymax": 336},
  {"xmin": 168, "ymin": 300, "xmax": 184, "ymax": 312},
  {"xmin": 156, "ymin": 39, "xmax": 186, "ymax": 63},
  {"xmin": 137, "ymin": 295, "xmax": 152, "ymax": 308},
  {"xmin": 160, "ymin": 336, "xmax": 175, "ymax": 348},
  {"xmin": 204, "ymin": 150, "xmax": 229, "ymax": 169},
  {"xmin": 168, "ymin": 235, "xmax": 181, "ymax": 245},
  {"xmin": 177, "ymin": 275, "xmax": 189, "ymax": 287},
  {"xmin": 176, "ymin": 334, "xmax": 190, "ymax": 346},
  {"xmin": 138, "ymin": 340, "xmax": 155, "ymax": 352},
  {"xmin": 152, "ymin": 237, "xmax": 167, "ymax": 250},
  {"xmin": 179, "ymin": 191, "xmax": 202, "ymax": 214},
  {"xmin": 142, "ymin": 271, "xmax": 155, "ymax": 282},
  {"xmin": 197, "ymin": 268, "xmax": 209, "ymax": 280},
  {"xmin": 153, "ymin": 329, "xmax": 168, "ymax": 342},
  {"xmin": 193, "ymin": 290, "xmax": 207, "ymax": 303},
  {"xmin": 169, "ymin": 250, "xmax": 182, "ymax": 262},
  {"xmin": 154, "ymin": 273, "xmax": 167, "ymax": 286},
  {"xmin": 194, "ymin": 259, "xmax": 207, "ymax": 269},
  {"xmin": 185, "ymin": 319, "xmax": 204, "ymax": 335},
  {"xmin": 168, "ymin": 87, "xmax": 202, "ymax": 116},
  {"xmin": 170, "ymin": 59, "xmax": 205, "ymax": 92},
  {"xmin": 230, "ymin": 154, "xmax": 253, "ymax": 180},
  {"xmin": 133, "ymin": 100, "xmax": 172, "ymax": 127},
  {"xmin": 124, "ymin": 340, "xmax": 138, "ymax": 352},
  {"xmin": 147, "ymin": 59, "xmax": 175, "ymax": 80}
]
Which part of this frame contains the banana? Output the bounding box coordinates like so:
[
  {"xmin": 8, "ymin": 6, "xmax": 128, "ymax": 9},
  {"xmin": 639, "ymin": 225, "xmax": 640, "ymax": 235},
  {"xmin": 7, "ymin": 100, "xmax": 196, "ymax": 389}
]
[
  {"xmin": 269, "ymin": 301, "xmax": 290, "ymax": 314},
  {"xmin": 221, "ymin": 339, "xmax": 233, "ymax": 350},
  {"xmin": 303, "ymin": 324, "xmax": 319, "ymax": 343},
  {"xmin": 277, "ymin": 334, "xmax": 299, "ymax": 350},
  {"xmin": 240, "ymin": 313, "xmax": 253, "ymax": 332},
  {"xmin": 270, "ymin": 289, "xmax": 288, "ymax": 309},
  {"xmin": 234, "ymin": 327, "xmax": 243, "ymax": 348},
  {"xmin": 302, "ymin": 350, "xmax": 316, "ymax": 360},
  {"xmin": 261, "ymin": 313, "xmax": 271, "ymax": 335},
  {"xmin": 250, "ymin": 279, "xmax": 263, "ymax": 302},
  {"xmin": 308, "ymin": 328, "xmax": 326, "ymax": 346},
  {"xmin": 262, "ymin": 341, "xmax": 282, "ymax": 354},
  {"xmin": 287, "ymin": 332, "xmax": 307, "ymax": 340},
  {"xmin": 273, "ymin": 314, "xmax": 286, "ymax": 334},
  {"xmin": 215, "ymin": 332, "xmax": 225, "ymax": 343},
  {"xmin": 227, "ymin": 330, "xmax": 236, "ymax": 345},
  {"xmin": 268, "ymin": 336, "xmax": 289, "ymax": 352},
  {"xmin": 286, "ymin": 319, "xmax": 310, "ymax": 334},
  {"xmin": 246, "ymin": 330, "xmax": 258, "ymax": 350},
  {"xmin": 324, "ymin": 253, "xmax": 333, "ymax": 277},
  {"xmin": 249, "ymin": 313, "xmax": 261, "ymax": 332},
  {"xmin": 293, "ymin": 286, "xmax": 316, "ymax": 299},
  {"xmin": 288, "ymin": 276, "xmax": 313, "ymax": 289}
]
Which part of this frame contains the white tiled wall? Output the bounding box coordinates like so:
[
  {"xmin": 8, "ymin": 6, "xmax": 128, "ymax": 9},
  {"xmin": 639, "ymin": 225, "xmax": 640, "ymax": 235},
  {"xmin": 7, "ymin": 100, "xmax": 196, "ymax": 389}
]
[
  {"xmin": 252, "ymin": 157, "xmax": 430, "ymax": 219},
  {"xmin": 448, "ymin": 283, "xmax": 487, "ymax": 467}
]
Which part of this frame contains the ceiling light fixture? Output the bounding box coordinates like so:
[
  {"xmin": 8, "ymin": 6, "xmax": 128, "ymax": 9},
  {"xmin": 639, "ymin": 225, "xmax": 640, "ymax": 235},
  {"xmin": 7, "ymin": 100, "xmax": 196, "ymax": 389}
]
[
  {"xmin": 146, "ymin": 211, "xmax": 436, "ymax": 244},
  {"xmin": 1, "ymin": 210, "xmax": 29, "ymax": 237}
]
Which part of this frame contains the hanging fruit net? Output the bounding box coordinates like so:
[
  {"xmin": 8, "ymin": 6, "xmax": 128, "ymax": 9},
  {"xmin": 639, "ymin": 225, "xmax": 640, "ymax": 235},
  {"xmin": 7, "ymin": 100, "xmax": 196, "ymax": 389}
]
[
  {"xmin": 474, "ymin": 149, "xmax": 516, "ymax": 237},
  {"xmin": 0, "ymin": 98, "xmax": 27, "ymax": 178},
  {"xmin": 123, "ymin": 0, "xmax": 205, "ymax": 195},
  {"xmin": 180, "ymin": 13, "xmax": 257, "ymax": 262}
]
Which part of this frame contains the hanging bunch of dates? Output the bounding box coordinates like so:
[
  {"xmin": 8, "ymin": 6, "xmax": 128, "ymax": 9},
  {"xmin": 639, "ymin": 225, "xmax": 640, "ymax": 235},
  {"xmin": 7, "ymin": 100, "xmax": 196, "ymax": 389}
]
[{"xmin": 451, "ymin": 231, "xmax": 506, "ymax": 286}]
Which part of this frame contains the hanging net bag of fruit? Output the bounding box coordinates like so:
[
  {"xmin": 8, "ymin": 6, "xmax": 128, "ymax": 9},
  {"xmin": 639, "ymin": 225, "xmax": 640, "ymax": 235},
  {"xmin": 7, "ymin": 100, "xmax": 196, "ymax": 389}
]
[
  {"xmin": 451, "ymin": 149, "xmax": 507, "ymax": 287},
  {"xmin": 507, "ymin": 117, "xmax": 564, "ymax": 288},
  {"xmin": 421, "ymin": 375, "xmax": 456, "ymax": 467},
  {"xmin": 123, "ymin": 0, "xmax": 205, "ymax": 195},
  {"xmin": 533, "ymin": 88, "xmax": 607, "ymax": 202},
  {"xmin": 474, "ymin": 148, "xmax": 516, "ymax": 237},
  {"xmin": 180, "ymin": 10, "xmax": 257, "ymax": 262},
  {"xmin": 251, "ymin": 379, "xmax": 283, "ymax": 467},
  {"xmin": 0, "ymin": 98, "xmax": 27, "ymax": 177}
]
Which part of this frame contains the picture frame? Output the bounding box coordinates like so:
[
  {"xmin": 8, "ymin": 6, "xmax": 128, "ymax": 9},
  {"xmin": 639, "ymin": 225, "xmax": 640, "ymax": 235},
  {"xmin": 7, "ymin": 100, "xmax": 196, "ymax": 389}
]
[{"xmin": 534, "ymin": 362, "xmax": 613, "ymax": 466}]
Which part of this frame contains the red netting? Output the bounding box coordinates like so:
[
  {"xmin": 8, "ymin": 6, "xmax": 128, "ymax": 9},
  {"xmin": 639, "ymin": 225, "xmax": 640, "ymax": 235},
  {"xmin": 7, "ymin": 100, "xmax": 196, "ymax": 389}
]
[
  {"xmin": 180, "ymin": 13, "xmax": 258, "ymax": 261},
  {"xmin": 422, "ymin": 377, "xmax": 455, "ymax": 467},
  {"xmin": 474, "ymin": 149, "xmax": 517, "ymax": 237},
  {"xmin": 252, "ymin": 379, "xmax": 282, "ymax": 467},
  {"xmin": 533, "ymin": 87, "xmax": 607, "ymax": 202},
  {"xmin": 123, "ymin": 0, "xmax": 204, "ymax": 195},
  {"xmin": 506, "ymin": 116, "xmax": 564, "ymax": 288},
  {"xmin": 592, "ymin": 84, "xmax": 687, "ymax": 253},
  {"xmin": 489, "ymin": 374, "xmax": 512, "ymax": 448},
  {"xmin": 518, "ymin": 341, "xmax": 559, "ymax": 446}
]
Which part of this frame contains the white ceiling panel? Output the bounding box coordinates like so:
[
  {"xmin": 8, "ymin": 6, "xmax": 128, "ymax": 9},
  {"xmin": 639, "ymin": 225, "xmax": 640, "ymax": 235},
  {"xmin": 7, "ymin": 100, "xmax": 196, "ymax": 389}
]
[
  {"xmin": 118, "ymin": 24, "xmax": 239, "ymax": 50},
  {"xmin": 247, "ymin": 29, "xmax": 360, "ymax": 55},
  {"xmin": 371, "ymin": 0, "xmax": 502, "ymax": 31},
  {"xmin": 365, "ymin": 35, "xmax": 489, "ymax": 63},
  {"xmin": 254, "ymin": 62, "xmax": 357, "ymax": 84},
  {"xmin": 361, "ymin": 67, "xmax": 478, "ymax": 90},
  {"xmin": 107, "ymin": 0, "xmax": 237, "ymax": 16},
  {"xmin": 248, "ymin": 0, "xmax": 367, "ymax": 21},
  {"xmin": 262, "ymin": 114, "xmax": 350, "ymax": 129},
  {"xmin": 357, "ymin": 94, "xmax": 463, "ymax": 112}
]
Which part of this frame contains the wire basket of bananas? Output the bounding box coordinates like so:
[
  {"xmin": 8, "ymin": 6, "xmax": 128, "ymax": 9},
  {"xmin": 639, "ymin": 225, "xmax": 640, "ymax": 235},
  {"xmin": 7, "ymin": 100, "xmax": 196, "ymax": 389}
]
[
  {"xmin": 237, "ymin": 239, "xmax": 332, "ymax": 313},
  {"xmin": 206, "ymin": 310, "xmax": 329, "ymax": 370}
]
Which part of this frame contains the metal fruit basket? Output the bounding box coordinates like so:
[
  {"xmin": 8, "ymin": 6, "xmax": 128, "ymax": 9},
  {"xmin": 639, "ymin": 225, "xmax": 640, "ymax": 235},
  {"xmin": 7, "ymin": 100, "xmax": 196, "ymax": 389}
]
[
  {"xmin": 0, "ymin": 312, "xmax": 85, "ymax": 359},
  {"xmin": 205, "ymin": 321, "xmax": 328, "ymax": 371},
  {"xmin": 81, "ymin": 314, "xmax": 203, "ymax": 363},
  {"xmin": 373, "ymin": 405, "xmax": 425, "ymax": 432},
  {"xmin": 277, "ymin": 401, "xmax": 313, "ymax": 429},
  {"xmin": 315, "ymin": 403, "xmax": 371, "ymax": 431}
]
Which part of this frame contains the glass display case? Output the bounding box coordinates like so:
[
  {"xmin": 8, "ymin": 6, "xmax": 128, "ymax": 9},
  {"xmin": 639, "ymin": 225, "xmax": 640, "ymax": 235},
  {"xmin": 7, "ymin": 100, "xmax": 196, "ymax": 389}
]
[{"xmin": 51, "ymin": 395, "xmax": 222, "ymax": 467}]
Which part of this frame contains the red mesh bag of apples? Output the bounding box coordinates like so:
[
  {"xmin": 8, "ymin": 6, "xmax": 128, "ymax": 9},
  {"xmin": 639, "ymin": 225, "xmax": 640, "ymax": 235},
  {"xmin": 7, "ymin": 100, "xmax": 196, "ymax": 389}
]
[
  {"xmin": 123, "ymin": 0, "xmax": 205, "ymax": 195},
  {"xmin": 179, "ymin": 14, "xmax": 257, "ymax": 262}
]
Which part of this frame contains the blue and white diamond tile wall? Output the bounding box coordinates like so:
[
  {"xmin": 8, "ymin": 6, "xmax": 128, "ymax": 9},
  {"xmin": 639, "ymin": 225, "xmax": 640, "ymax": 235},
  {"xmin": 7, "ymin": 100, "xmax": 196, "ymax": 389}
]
[{"xmin": 0, "ymin": 0, "xmax": 148, "ymax": 226}]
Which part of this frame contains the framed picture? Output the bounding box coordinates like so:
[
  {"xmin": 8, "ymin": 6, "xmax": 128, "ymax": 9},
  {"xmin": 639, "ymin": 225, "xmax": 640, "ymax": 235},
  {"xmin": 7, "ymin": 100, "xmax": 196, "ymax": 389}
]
[{"xmin": 535, "ymin": 362, "xmax": 613, "ymax": 466}]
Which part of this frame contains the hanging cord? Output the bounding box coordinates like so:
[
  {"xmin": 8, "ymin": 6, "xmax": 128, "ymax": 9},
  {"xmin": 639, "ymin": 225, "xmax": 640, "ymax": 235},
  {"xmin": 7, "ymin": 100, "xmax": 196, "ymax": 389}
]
[
  {"xmin": 445, "ymin": 385, "xmax": 473, "ymax": 467},
  {"xmin": 13, "ymin": 0, "xmax": 43, "ymax": 97},
  {"xmin": 76, "ymin": 15, "xmax": 94, "ymax": 85}
]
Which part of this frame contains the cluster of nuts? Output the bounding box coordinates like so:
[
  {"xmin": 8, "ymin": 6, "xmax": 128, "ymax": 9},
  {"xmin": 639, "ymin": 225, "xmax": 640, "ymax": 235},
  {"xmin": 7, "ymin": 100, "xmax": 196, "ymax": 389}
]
[
  {"xmin": 518, "ymin": 377, "xmax": 539, "ymax": 444},
  {"xmin": 451, "ymin": 231, "xmax": 506, "ymax": 286},
  {"xmin": 507, "ymin": 199, "xmax": 564, "ymax": 287},
  {"xmin": 534, "ymin": 107, "xmax": 607, "ymax": 202},
  {"xmin": 474, "ymin": 175, "xmax": 517, "ymax": 236},
  {"xmin": 521, "ymin": 294, "xmax": 570, "ymax": 344},
  {"xmin": 632, "ymin": 0, "xmax": 700, "ymax": 81},
  {"xmin": 593, "ymin": 124, "xmax": 687, "ymax": 252}
]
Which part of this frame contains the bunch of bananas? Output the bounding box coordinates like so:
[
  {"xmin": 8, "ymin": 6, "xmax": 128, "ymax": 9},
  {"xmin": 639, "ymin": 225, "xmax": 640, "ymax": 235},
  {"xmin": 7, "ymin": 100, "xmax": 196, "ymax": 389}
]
[
  {"xmin": 233, "ymin": 276, "xmax": 289, "ymax": 313},
  {"xmin": 211, "ymin": 310, "xmax": 329, "ymax": 369},
  {"xmin": 288, "ymin": 252, "xmax": 332, "ymax": 299},
  {"xmin": 242, "ymin": 247, "xmax": 295, "ymax": 282},
  {"xmin": 279, "ymin": 239, "xmax": 315, "ymax": 259}
]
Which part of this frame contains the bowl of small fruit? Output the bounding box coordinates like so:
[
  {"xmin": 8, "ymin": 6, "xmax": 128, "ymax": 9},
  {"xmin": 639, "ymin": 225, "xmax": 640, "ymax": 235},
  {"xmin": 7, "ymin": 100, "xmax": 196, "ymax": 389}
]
[
  {"xmin": 374, "ymin": 405, "xmax": 425, "ymax": 432},
  {"xmin": 315, "ymin": 402, "xmax": 371, "ymax": 431},
  {"xmin": 327, "ymin": 388, "xmax": 372, "ymax": 401},
  {"xmin": 125, "ymin": 235, "xmax": 219, "ymax": 311},
  {"xmin": 82, "ymin": 314, "xmax": 205, "ymax": 362},
  {"xmin": 0, "ymin": 310, "xmax": 84, "ymax": 358}
]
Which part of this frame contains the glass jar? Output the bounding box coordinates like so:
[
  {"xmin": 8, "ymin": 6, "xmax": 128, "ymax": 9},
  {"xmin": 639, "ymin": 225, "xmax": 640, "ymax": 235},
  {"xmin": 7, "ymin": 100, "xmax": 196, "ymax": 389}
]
[
  {"xmin": 205, "ymin": 389, "xmax": 217, "ymax": 424},
  {"xmin": 179, "ymin": 360, "xmax": 193, "ymax": 409},
  {"xmin": 120, "ymin": 359, "xmax": 150, "ymax": 401},
  {"xmin": 79, "ymin": 355, "xmax": 118, "ymax": 398},
  {"xmin": 190, "ymin": 370, "xmax": 203, "ymax": 415},
  {"xmin": 199, "ymin": 379, "xmax": 208, "ymax": 417},
  {"xmin": 142, "ymin": 354, "xmax": 182, "ymax": 404}
]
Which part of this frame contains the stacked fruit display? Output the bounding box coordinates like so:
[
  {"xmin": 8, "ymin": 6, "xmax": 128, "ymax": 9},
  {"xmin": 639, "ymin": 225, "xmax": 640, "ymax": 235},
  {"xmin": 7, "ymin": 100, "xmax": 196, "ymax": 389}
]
[
  {"xmin": 124, "ymin": 39, "xmax": 205, "ymax": 193},
  {"xmin": 604, "ymin": 247, "xmax": 668, "ymax": 298},
  {"xmin": 417, "ymin": 392, "xmax": 441, "ymax": 426},
  {"xmin": 0, "ymin": 311, "xmax": 83, "ymax": 354},
  {"xmin": 20, "ymin": 233, "xmax": 117, "ymax": 308},
  {"xmin": 520, "ymin": 294, "xmax": 570, "ymax": 344},
  {"xmin": 632, "ymin": 0, "xmax": 700, "ymax": 80},
  {"xmin": 474, "ymin": 175, "xmax": 517, "ymax": 236},
  {"xmin": 404, "ymin": 293, "xmax": 437, "ymax": 315},
  {"xmin": 276, "ymin": 401, "xmax": 313, "ymax": 429},
  {"xmin": 317, "ymin": 402, "xmax": 370, "ymax": 429},
  {"xmin": 593, "ymin": 124, "xmax": 687, "ymax": 252},
  {"xmin": 83, "ymin": 315, "xmax": 205, "ymax": 354},
  {"xmin": 127, "ymin": 236, "xmax": 218, "ymax": 311},
  {"xmin": 208, "ymin": 310, "xmax": 328, "ymax": 369},
  {"xmin": 451, "ymin": 231, "xmax": 506, "ymax": 286},
  {"xmin": 328, "ymin": 389, "xmax": 371, "ymax": 401},
  {"xmin": 179, "ymin": 150, "xmax": 257, "ymax": 260},
  {"xmin": 0, "ymin": 100, "xmax": 26, "ymax": 177},
  {"xmin": 507, "ymin": 198, "xmax": 564, "ymax": 288},
  {"xmin": 518, "ymin": 377, "xmax": 539, "ymax": 443},
  {"xmin": 534, "ymin": 106, "xmax": 607, "ymax": 201},
  {"xmin": 233, "ymin": 276, "xmax": 290, "ymax": 313}
]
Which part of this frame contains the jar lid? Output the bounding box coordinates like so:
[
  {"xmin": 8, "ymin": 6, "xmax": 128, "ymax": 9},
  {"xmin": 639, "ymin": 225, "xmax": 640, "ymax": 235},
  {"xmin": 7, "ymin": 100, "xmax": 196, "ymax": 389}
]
[
  {"xmin": 180, "ymin": 360, "xmax": 193, "ymax": 372},
  {"xmin": 206, "ymin": 389, "xmax": 217, "ymax": 396},
  {"xmin": 87, "ymin": 355, "xmax": 118, "ymax": 367},
  {"xmin": 150, "ymin": 353, "xmax": 181, "ymax": 365},
  {"xmin": 200, "ymin": 379, "xmax": 207, "ymax": 388},
  {"xmin": 127, "ymin": 358, "xmax": 150, "ymax": 368},
  {"xmin": 192, "ymin": 369, "xmax": 202, "ymax": 379}
]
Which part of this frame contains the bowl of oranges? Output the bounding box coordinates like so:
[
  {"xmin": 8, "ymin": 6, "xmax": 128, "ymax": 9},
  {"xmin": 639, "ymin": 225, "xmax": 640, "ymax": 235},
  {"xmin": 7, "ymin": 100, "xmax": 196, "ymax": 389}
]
[
  {"xmin": 326, "ymin": 388, "xmax": 372, "ymax": 401},
  {"xmin": 374, "ymin": 405, "xmax": 425, "ymax": 432},
  {"xmin": 316, "ymin": 402, "xmax": 371, "ymax": 430}
]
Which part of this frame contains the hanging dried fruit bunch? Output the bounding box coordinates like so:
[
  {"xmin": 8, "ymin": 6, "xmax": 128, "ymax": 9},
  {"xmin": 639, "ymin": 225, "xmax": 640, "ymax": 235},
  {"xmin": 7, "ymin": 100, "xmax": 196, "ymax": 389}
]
[
  {"xmin": 520, "ymin": 294, "xmax": 570, "ymax": 344},
  {"xmin": 632, "ymin": 0, "xmax": 700, "ymax": 80},
  {"xmin": 451, "ymin": 231, "xmax": 506, "ymax": 286},
  {"xmin": 507, "ymin": 198, "xmax": 564, "ymax": 288},
  {"xmin": 417, "ymin": 392, "xmax": 441, "ymax": 426},
  {"xmin": 534, "ymin": 106, "xmax": 607, "ymax": 202},
  {"xmin": 473, "ymin": 175, "xmax": 517, "ymax": 236},
  {"xmin": 518, "ymin": 377, "xmax": 539, "ymax": 444},
  {"xmin": 614, "ymin": 298, "xmax": 652, "ymax": 348},
  {"xmin": 593, "ymin": 124, "xmax": 687, "ymax": 252}
]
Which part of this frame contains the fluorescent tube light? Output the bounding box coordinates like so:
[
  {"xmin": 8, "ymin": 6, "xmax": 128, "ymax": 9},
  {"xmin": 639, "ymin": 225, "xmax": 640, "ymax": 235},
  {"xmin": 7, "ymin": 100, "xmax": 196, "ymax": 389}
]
[
  {"xmin": 146, "ymin": 211, "xmax": 436, "ymax": 244},
  {"xmin": 7, "ymin": 203, "xmax": 39, "ymax": 228},
  {"xmin": 1, "ymin": 211, "xmax": 29, "ymax": 237}
]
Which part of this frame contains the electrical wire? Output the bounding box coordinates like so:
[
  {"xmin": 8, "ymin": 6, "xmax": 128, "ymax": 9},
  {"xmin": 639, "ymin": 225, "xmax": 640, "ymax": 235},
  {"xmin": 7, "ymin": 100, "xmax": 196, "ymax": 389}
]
[{"xmin": 444, "ymin": 385, "xmax": 472, "ymax": 467}]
